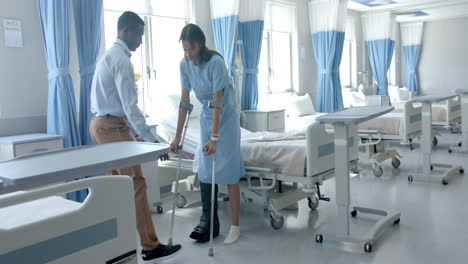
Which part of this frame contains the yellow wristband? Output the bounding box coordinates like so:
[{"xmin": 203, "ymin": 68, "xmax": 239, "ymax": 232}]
[{"xmin": 211, "ymin": 134, "xmax": 220, "ymax": 138}]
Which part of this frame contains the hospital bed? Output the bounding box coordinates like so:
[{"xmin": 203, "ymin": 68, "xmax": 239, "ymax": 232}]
[
  {"xmin": 156, "ymin": 117, "xmax": 359, "ymax": 230},
  {"xmin": 393, "ymin": 95, "xmax": 462, "ymax": 133},
  {"xmin": 0, "ymin": 142, "xmax": 169, "ymax": 263},
  {"xmin": 285, "ymin": 100, "xmax": 423, "ymax": 176}
]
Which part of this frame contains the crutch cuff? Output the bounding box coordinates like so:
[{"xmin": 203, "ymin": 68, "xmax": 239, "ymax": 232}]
[
  {"xmin": 208, "ymin": 101, "xmax": 223, "ymax": 109},
  {"xmin": 180, "ymin": 102, "xmax": 194, "ymax": 113}
]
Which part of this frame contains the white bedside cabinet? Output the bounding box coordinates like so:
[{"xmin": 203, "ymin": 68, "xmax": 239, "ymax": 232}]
[
  {"xmin": 242, "ymin": 109, "xmax": 286, "ymax": 132},
  {"xmin": 0, "ymin": 133, "xmax": 64, "ymax": 161}
]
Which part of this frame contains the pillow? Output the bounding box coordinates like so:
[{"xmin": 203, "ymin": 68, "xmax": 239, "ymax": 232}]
[
  {"xmin": 287, "ymin": 94, "xmax": 315, "ymax": 117},
  {"xmin": 388, "ymin": 85, "xmax": 400, "ymax": 102},
  {"xmin": 349, "ymin": 92, "xmax": 367, "ymax": 107},
  {"xmin": 358, "ymin": 83, "xmax": 365, "ymax": 94},
  {"xmin": 398, "ymin": 87, "xmax": 411, "ymax": 101}
]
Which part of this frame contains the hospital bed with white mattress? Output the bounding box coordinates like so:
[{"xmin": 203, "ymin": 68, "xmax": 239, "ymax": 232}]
[
  {"xmin": 393, "ymin": 95, "xmax": 462, "ymax": 132},
  {"xmin": 284, "ymin": 101, "xmax": 423, "ymax": 176},
  {"xmin": 0, "ymin": 142, "xmax": 170, "ymax": 263}
]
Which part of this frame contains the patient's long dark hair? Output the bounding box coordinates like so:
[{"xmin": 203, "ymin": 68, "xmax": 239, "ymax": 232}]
[{"xmin": 179, "ymin": 23, "xmax": 223, "ymax": 64}]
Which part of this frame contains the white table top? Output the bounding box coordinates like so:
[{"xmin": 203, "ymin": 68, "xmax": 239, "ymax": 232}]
[
  {"xmin": 0, "ymin": 142, "xmax": 169, "ymax": 194},
  {"xmin": 316, "ymin": 106, "xmax": 394, "ymax": 125},
  {"xmin": 455, "ymin": 89, "xmax": 468, "ymax": 94},
  {"xmin": 411, "ymin": 93, "xmax": 458, "ymax": 103},
  {"xmin": 0, "ymin": 133, "xmax": 63, "ymax": 144}
]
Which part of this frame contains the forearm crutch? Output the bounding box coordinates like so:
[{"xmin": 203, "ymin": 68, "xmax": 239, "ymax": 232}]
[
  {"xmin": 206, "ymin": 100, "xmax": 222, "ymax": 257},
  {"xmin": 168, "ymin": 101, "xmax": 194, "ymax": 246}
]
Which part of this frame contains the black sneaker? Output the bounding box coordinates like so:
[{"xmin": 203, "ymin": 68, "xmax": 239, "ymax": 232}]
[{"xmin": 141, "ymin": 244, "xmax": 182, "ymax": 263}]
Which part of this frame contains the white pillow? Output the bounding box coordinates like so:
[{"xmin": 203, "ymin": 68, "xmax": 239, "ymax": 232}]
[
  {"xmin": 358, "ymin": 83, "xmax": 365, "ymax": 94},
  {"xmin": 388, "ymin": 85, "xmax": 400, "ymax": 102},
  {"xmin": 398, "ymin": 87, "xmax": 410, "ymax": 101},
  {"xmin": 287, "ymin": 94, "xmax": 315, "ymax": 117},
  {"xmin": 349, "ymin": 92, "xmax": 367, "ymax": 107}
]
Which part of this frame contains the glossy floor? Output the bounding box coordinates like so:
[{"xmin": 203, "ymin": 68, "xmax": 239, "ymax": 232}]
[{"xmin": 125, "ymin": 131, "xmax": 468, "ymax": 264}]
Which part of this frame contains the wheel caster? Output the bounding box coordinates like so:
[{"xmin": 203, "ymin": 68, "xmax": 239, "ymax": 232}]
[
  {"xmin": 156, "ymin": 205, "xmax": 163, "ymax": 214},
  {"xmin": 458, "ymin": 142, "xmax": 462, "ymax": 147},
  {"xmin": 408, "ymin": 176, "xmax": 413, "ymax": 182},
  {"xmin": 430, "ymin": 165, "xmax": 434, "ymax": 171},
  {"xmin": 351, "ymin": 210, "xmax": 357, "ymax": 218},
  {"xmin": 175, "ymin": 194, "xmax": 187, "ymax": 208},
  {"xmin": 315, "ymin": 234, "xmax": 323, "ymax": 244},
  {"xmin": 391, "ymin": 158, "xmax": 401, "ymax": 169},
  {"xmin": 442, "ymin": 179, "xmax": 448, "ymax": 185},
  {"xmin": 270, "ymin": 212, "xmax": 284, "ymax": 230},
  {"xmin": 373, "ymin": 165, "xmax": 383, "ymax": 177},
  {"xmin": 448, "ymin": 149, "xmax": 453, "ymax": 154},
  {"xmin": 364, "ymin": 243, "xmax": 373, "ymax": 253},
  {"xmin": 223, "ymin": 196, "xmax": 230, "ymax": 202},
  {"xmin": 308, "ymin": 196, "xmax": 320, "ymax": 210},
  {"xmin": 394, "ymin": 218, "xmax": 400, "ymax": 224},
  {"xmin": 432, "ymin": 137, "xmax": 438, "ymax": 146},
  {"xmin": 460, "ymin": 169, "xmax": 465, "ymax": 174}
]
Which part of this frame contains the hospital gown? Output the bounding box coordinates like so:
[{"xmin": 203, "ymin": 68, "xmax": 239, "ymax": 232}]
[{"xmin": 180, "ymin": 55, "xmax": 245, "ymax": 184}]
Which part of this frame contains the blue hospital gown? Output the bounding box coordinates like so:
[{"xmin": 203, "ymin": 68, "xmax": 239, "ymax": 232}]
[{"xmin": 180, "ymin": 55, "xmax": 245, "ymax": 184}]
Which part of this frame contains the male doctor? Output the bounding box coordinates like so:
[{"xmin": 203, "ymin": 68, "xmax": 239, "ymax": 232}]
[{"xmin": 90, "ymin": 11, "xmax": 181, "ymax": 263}]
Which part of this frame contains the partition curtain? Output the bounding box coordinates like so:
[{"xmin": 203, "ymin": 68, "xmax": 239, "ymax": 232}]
[
  {"xmin": 210, "ymin": 0, "xmax": 239, "ymax": 77},
  {"xmin": 362, "ymin": 11, "xmax": 396, "ymax": 96},
  {"xmin": 239, "ymin": 0, "xmax": 265, "ymax": 110},
  {"xmin": 73, "ymin": 0, "xmax": 102, "ymax": 146},
  {"xmin": 401, "ymin": 22, "xmax": 423, "ymax": 94},
  {"xmin": 309, "ymin": 0, "xmax": 348, "ymax": 113},
  {"xmin": 37, "ymin": 0, "xmax": 81, "ymax": 148}
]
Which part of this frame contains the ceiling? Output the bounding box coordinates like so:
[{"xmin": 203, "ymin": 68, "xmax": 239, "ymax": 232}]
[{"xmin": 348, "ymin": 0, "xmax": 468, "ymax": 22}]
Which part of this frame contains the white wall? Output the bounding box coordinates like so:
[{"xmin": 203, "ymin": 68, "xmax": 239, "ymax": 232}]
[
  {"xmin": 399, "ymin": 17, "xmax": 468, "ymax": 95},
  {"xmin": 0, "ymin": 0, "xmax": 48, "ymax": 136}
]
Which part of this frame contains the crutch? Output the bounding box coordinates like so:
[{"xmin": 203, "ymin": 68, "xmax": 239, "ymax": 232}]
[
  {"xmin": 206, "ymin": 100, "xmax": 222, "ymax": 257},
  {"xmin": 168, "ymin": 101, "xmax": 194, "ymax": 246}
]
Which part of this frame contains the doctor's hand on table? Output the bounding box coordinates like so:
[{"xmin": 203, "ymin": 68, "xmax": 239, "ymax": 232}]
[{"xmin": 136, "ymin": 136, "xmax": 169, "ymax": 161}]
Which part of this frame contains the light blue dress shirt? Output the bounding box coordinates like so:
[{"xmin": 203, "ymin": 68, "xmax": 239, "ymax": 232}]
[{"xmin": 90, "ymin": 39, "xmax": 156, "ymax": 142}]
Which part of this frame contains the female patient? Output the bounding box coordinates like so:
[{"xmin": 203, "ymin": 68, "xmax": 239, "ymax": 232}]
[{"xmin": 171, "ymin": 24, "xmax": 244, "ymax": 245}]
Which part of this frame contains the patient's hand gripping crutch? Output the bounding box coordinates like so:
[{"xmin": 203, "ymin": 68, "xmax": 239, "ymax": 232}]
[{"xmin": 168, "ymin": 101, "xmax": 194, "ymax": 246}]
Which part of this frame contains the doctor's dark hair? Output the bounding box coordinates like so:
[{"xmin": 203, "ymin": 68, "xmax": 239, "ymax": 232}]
[
  {"xmin": 118, "ymin": 11, "xmax": 145, "ymax": 32},
  {"xmin": 179, "ymin": 23, "xmax": 223, "ymax": 64}
]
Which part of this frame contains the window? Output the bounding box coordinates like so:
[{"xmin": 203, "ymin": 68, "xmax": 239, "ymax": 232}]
[
  {"xmin": 340, "ymin": 17, "xmax": 357, "ymax": 90},
  {"xmin": 258, "ymin": 1, "xmax": 297, "ymax": 96},
  {"xmin": 103, "ymin": 0, "xmax": 192, "ymax": 117}
]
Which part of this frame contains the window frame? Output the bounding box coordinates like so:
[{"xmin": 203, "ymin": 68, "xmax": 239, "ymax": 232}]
[{"xmin": 103, "ymin": 3, "xmax": 192, "ymax": 117}]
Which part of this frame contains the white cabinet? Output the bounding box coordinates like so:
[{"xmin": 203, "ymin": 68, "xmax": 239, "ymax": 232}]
[
  {"xmin": 242, "ymin": 109, "xmax": 286, "ymax": 132},
  {"xmin": 0, "ymin": 133, "xmax": 63, "ymax": 161}
]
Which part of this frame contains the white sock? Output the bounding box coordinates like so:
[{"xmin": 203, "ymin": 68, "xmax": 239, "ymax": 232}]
[{"xmin": 224, "ymin": 225, "xmax": 240, "ymax": 245}]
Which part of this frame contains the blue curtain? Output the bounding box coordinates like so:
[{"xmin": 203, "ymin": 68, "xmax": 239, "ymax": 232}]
[
  {"xmin": 38, "ymin": 0, "xmax": 83, "ymax": 202},
  {"xmin": 403, "ymin": 44, "xmax": 421, "ymax": 93},
  {"xmin": 73, "ymin": 0, "xmax": 102, "ymax": 146},
  {"xmin": 37, "ymin": 0, "xmax": 81, "ymax": 148},
  {"xmin": 312, "ymin": 31, "xmax": 345, "ymax": 113},
  {"xmin": 66, "ymin": 0, "xmax": 102, "ymax": 202},
  {"xmin": 366, "ymin": 39, "xmax": 395, "ymax": 96},
  {"xmin": 239, "ymin": 20, "xmax": 264, "ymax": 110},
  {"xmin": 212, "ymin": 15, "xmax": 239, "ymax": 77}
]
